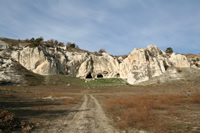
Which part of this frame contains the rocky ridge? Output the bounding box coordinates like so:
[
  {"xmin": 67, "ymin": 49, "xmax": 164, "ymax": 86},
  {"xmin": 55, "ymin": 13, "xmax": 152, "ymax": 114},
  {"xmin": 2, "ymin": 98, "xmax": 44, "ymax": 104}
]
[{"xmin": 0, "ymin": 38, "xmax": 194, "ymax": 85}]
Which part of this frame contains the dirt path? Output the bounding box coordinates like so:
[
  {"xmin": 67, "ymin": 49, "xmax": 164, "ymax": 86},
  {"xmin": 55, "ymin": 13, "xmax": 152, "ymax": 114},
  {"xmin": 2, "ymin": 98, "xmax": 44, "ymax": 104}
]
[{"xmin": 35, "ymin": 94, "xmax": 117, "ymax": 133}]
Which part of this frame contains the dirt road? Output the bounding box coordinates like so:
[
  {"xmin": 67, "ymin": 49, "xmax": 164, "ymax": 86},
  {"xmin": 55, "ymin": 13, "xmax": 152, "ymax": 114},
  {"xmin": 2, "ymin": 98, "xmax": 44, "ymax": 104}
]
[{"xmin": 35, "ymin": 94, "xmax": 117, "ymax": 133}]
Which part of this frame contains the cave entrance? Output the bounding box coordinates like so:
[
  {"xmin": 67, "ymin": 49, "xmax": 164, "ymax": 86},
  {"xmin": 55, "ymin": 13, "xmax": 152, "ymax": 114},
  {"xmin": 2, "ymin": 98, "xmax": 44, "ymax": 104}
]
[
  {"xmin": 97, "ymin": 74, "xmax": 103, "ymax": 78},
  {"xmin": 116, "ymin": 73, "xmax": 120, "ymax": 78},
  {"xmin": 86, "ymin": 73, "xmax": 92, "ymax": 79}
]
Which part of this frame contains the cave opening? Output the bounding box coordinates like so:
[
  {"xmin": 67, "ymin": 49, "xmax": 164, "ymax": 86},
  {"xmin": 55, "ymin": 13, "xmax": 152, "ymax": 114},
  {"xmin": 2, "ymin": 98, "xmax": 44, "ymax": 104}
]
[
  {"xmin": 97, "ymin": 74, "xmax": 103, "ymax": 78},
  {"xmin": 86, "ymin": 73, "xmax": 92, "ymax": 79},
  {"xmin": 116, "ymin": 73, "xmax": 120, "ymax": 78}
]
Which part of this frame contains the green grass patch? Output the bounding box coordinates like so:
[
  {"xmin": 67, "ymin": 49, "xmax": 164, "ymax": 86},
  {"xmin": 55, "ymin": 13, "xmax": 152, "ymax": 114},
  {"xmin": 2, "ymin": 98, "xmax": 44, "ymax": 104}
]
[
  {"xmin": 85, "ymin": 78, "xmax": 127, "ymax": 88},
  {"xmin": 44, "ymin": 74, "xmax": 85, "ymax": 86},
  {"xmin": 43, "ymin": 75, "xmax": 128, "ymax": 88},
  {"xmin": 24, "ymin": 73, "xmax": 44, "ymax": 86}
]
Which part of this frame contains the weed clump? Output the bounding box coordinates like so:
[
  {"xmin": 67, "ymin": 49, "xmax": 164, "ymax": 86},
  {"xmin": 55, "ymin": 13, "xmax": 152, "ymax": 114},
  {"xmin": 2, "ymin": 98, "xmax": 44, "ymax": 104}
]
[{"xmin": 0, "ymin": 110, "xmax": 34, "ymax": 132}]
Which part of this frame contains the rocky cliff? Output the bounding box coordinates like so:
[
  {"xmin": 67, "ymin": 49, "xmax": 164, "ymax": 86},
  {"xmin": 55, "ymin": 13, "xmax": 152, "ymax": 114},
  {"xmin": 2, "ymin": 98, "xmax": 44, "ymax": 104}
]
[{"xmin": 0, "ymin": 38, "xmax": 192, "ymax": 85}]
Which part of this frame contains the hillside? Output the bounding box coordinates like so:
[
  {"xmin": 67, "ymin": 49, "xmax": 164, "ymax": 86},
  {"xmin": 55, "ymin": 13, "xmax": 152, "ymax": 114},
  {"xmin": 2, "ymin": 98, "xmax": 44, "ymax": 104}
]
[
  {"xmin": 0, "ymin": 37, "xmax": 199, "ymax": 85},
  {"xmin": 1, "ymin": 37, "xmax": 200, "ymax": 133}
]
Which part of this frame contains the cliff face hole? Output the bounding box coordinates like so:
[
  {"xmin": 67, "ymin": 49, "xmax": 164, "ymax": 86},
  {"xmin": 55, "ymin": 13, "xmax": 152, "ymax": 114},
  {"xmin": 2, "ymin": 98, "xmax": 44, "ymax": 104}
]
[
  {"xmin": 86, "ymin": 73, "xmax": 92, "ymax": 79},
  {"xmin": 97, "ymin": 74, "xmax": 103, "ymax": 78},
  {"xmin": 116, "ymin": 73, "xmax": 120, "ymax": 78}
]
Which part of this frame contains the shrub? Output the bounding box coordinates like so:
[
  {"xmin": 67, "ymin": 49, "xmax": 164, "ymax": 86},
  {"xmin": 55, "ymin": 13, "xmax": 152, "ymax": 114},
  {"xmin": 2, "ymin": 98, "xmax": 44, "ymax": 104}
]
[
  {"xmin": 29, "ymin": 37, "xmax": 43, "ymax": 48},
  {"xmin": 30, "ymin": 38, "xmax": 35, "ymax": 43},
  {"xmin": 94, "ymin": 51, "xmax": 102, "ymax": 56},
  {"xmin": 66, "ymin": 42, "xmax": 79, "ymax": 48},
  {"xmin": 165, "ymin": 47, "xmax": 173, "ymax": 54},
  {"xmin": 99, "ymin": 49, "xmax": 106, "ymax": 53},
  {"xmin": 25, "ymin": 38, "xmax": 30, "ymax": 43},
  {"xmin": 0, "ymin": 110, "xmax": 33, "ymax": 132},
  {"xmin": 192, "ymin": 59, "xmax": 196, "ymax": 62},
  {"xmin": 58, "ymin": 42, "xmax": 64, "ymax": 46},
  {"xmin": 54, "ymin": 40, "xmax": 58, "ymax": 45},
  {"xmin": 49, "ymin": 39, "xmax": 54, "ymax": 44}
]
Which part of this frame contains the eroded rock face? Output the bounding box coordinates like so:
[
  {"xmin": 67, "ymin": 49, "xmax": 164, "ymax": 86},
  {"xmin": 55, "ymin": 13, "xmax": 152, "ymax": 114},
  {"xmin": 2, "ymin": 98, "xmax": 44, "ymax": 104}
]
[
  {"xmin": 0, "ymin": 38, "xmax": 191, "ymax": 85},
  {"xmin": 0, "ymin": 40, "xmax": 9, "ymax": 50},
  {"xmin": 119, "ymin": 46, "xmax": 190, "ymax": 84},
  {"xmin": 0, "ymin": 58, "xmax": 23, "ymax": 84},
  {"xmin": 11, "ymin": 47, "xmax": 58, "ymax": 75},
  {"xmin": 77, "ymin": 53, "xmax": 120, "ymax": 79}
]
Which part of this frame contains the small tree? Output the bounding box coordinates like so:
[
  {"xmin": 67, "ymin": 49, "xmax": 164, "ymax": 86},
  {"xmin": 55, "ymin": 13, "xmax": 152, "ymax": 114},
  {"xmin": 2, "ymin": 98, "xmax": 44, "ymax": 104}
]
[
  {"xmin": 66, "ymin": 42, "xmax": 79, "ymax": 48},
  {"xmin": 54, "ymin": 40, "xmax": 58, "ymax": 45},
  {"xmin": 30, "ymin": 38, "xmax": 35, "ymax": 43},
  {"xmin": 58, "ymin": 42, "xmax": 64, "ymax": 46},
  {"xmin": 29, "ymin": 37, "xmax": 43, "ymax": 47},
  {"xmin": 165, "ymin": 47, "xmax": 173, "ymax": 54},
  {"xmin": 99, "ymin": 49, "xmax": 106, "ymax": 53},
  {"xmin": 49, "ymin": 39, "xmax": 54, "ymax": 44}
]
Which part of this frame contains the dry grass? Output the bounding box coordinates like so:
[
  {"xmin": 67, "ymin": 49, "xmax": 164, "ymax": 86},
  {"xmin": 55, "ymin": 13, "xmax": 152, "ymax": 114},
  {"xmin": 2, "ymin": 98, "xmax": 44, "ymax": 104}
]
[
  {"xmin": 32, "ymin": 106, "xmax": 46, "ymax": 111},
  {"xmin": 104, "ymin": 93, "xmax": 200, "ymax": 132},
  {"xmin": 62, "ymin": 96, "xmax": 81, "ymax": 104},
  {"xmin": 51, "ymin": 92, "xmax": 66, "ymax": 97},
  {"xmin": 189, "ymin": 93, "xmax": 200, "ymax": 103}
]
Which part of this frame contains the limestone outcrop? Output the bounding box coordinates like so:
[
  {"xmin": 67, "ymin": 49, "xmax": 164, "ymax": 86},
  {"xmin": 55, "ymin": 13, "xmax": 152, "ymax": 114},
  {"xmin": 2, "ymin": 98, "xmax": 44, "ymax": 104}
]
[
  {"xmin": 120, "ymin": 46, "xmax": 190, "ymax": 84},
  {"xmin": 0, "ymin": 38, "xmax": 192, "ymax": 85},
  {"xmin": 77, "ymin": 53, "xmax": 120, "ymax": 79},
  {"xmin": 0, "ymin": 57, "xmax": 23, "ymax": 84}
]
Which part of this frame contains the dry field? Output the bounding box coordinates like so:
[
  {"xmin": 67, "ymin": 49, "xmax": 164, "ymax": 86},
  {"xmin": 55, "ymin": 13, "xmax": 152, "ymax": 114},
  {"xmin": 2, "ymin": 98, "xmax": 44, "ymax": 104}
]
[{"xmin": 0, "ymin": 73, "xmax": 200, "ymax": 133}]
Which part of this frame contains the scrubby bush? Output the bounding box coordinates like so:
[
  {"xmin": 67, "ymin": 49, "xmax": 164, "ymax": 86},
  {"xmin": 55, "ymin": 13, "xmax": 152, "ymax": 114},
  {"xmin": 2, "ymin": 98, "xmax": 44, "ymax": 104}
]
[
  {"xmin": 25, "ymin": 38, "xmax": 30, "ymax": 43},
  {"xmin": 94, "ymin": 51, "xmax": 102, "ymax": 56},
  {"xmin": 99, "ymin": 49, "xmax": 106, "ymax": 53},
  {"xmin": 58, "ymin": 42, "xmax": 64, "ymax": 46},
  {"xmin": 165, "ymin": 47, "xmax": 173, "ymax": 54},
  {"xmin": 54, "ymin": 40, "xmax": 58, "ymax": 45},
  {"xmin": 29, "ymin": 37, "xmax": 43, "ymax": 48},
  {"xmin": 66, "ymin": 42, "xmax": 79, "ymax": 48},
  {"xmin": 0, "ymin": 110, "xmax": 33, "ymax": 132},
  {"xmin": 49, "ymin": 39, "xmax": 54, "ymax": 44}
]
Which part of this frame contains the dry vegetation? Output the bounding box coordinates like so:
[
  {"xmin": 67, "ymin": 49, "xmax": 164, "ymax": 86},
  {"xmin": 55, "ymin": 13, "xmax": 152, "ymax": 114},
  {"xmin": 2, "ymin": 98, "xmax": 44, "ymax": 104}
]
[
  {"xmin": 0, "ymin": 85, "xmax": 83, "ymax": 132},
  {"xmin": 0, "ymin": 110, "xmax": 33, "ymax": 132},
  {"xmin": 0, "ymin": 69, "xmax": 200, "ymax": 132},
  {"xmin": 104, "ymin": 93, "xmax": 200, "ymax": 132},
  {"xmin": 62, "ymin": 96, "xmax": 82, "ymax": 104}
]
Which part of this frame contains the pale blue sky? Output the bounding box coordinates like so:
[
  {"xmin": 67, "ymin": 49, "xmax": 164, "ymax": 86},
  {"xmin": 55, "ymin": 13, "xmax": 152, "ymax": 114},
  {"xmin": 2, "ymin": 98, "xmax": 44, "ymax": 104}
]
[{"xmin": 0, "ymin": 0, "xmax": 200, "ymax": 55}]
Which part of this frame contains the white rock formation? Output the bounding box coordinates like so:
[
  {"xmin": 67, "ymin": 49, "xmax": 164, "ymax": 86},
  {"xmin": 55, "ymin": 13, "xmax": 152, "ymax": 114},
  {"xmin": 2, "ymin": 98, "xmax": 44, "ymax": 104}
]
[
  {"xmin": 169, "ymin": 53, "xmax": 191, "ymax": 67},
  {"xmin": 11, "ymin": 47, "xmax": 58, "ymax": 75},
  {"xmin": 119, "ymin": 46, "xmax": 190, "ymax": 84},
  {"xmin": 77, "ymin": 53, "xmax": 120, "ymax": 78},
  {"xmin": 0, "ymin": 58, "xmax": 23, "ymax": 84},
  {"xmin": 0, "ymin": 40, "xmax": 9, "ymax": 50},
  {"xmin": 0, "ymin": 38, "xmax": 192, "ymax": 85}
]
